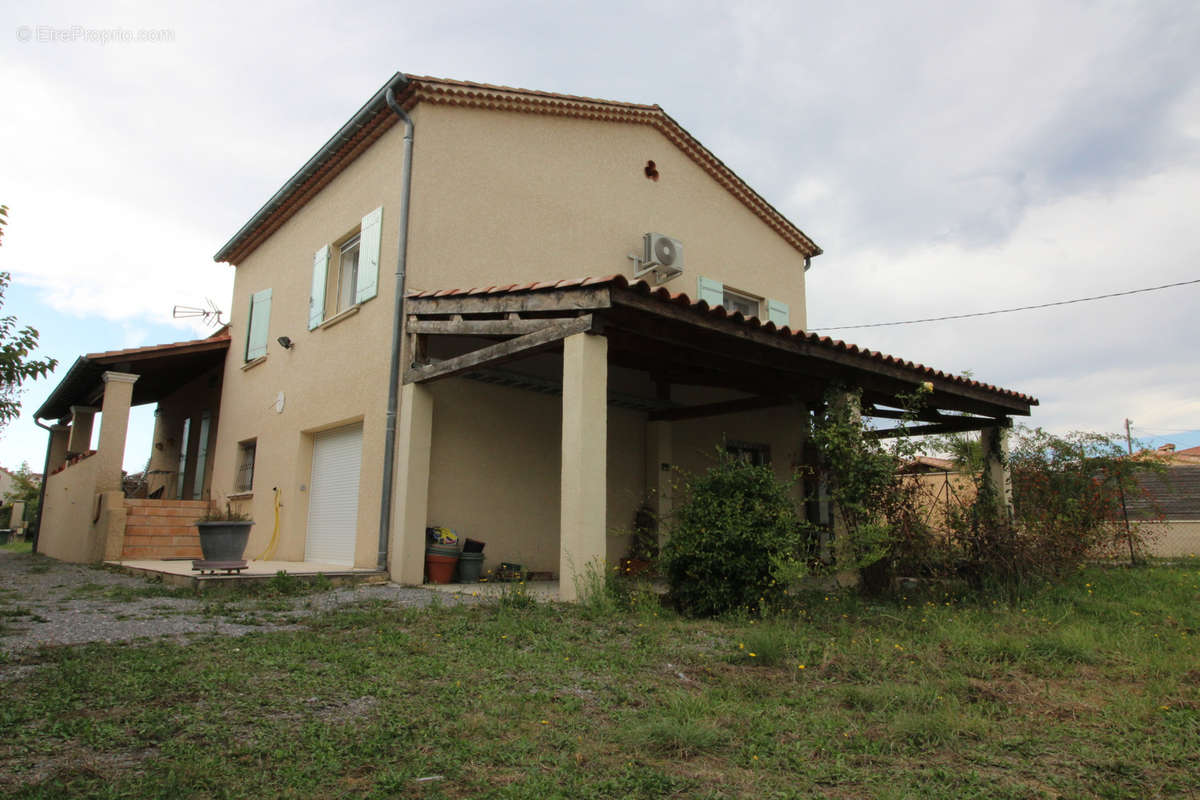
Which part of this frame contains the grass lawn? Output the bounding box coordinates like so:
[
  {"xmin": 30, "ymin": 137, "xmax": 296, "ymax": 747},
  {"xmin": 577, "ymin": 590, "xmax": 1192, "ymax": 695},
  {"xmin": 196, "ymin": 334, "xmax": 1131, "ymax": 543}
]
[{"xmin": 1, "ymin": 563, "xmax": 1198, "ymax": 798}]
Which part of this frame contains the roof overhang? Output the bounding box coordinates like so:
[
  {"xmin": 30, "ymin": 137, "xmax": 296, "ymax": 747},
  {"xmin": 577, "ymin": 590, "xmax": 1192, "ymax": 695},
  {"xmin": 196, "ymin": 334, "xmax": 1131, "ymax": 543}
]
[
  {"xmin": 35, "ymin": 334, "xmax": 230, "ymax": 422},
  {"xmin": 402, "ymin": 276, "xmax": 1037, "ymax": 427},
  {"xmin": 214, "ymin": 73, "xmax": 822, "ymax": 266}
]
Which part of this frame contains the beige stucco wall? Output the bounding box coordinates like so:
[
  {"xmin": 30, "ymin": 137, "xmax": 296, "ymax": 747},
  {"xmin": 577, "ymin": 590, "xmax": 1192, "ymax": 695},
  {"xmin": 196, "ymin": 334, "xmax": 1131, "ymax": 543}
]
[
  {"xmin": 406, "ymin": 105, "xmax": 809, "ymax": 325},
  {"xmin": 422, "ymin": 372, "xmax": 810, "ymax": 577},
  {"xmin": 38, "ymin": 456, "xmax": 102, "ymax": 562},
  {"xmin": 211, "ymin": 100, "xmax": 813, "ymax": 571}
]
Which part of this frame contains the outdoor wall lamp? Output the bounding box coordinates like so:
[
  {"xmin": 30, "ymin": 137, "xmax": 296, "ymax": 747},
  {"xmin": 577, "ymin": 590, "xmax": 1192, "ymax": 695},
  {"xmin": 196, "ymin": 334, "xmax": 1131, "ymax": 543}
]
[{"xmin": 277, "ymin": 336, "xmax": 294, "ymax": 350}]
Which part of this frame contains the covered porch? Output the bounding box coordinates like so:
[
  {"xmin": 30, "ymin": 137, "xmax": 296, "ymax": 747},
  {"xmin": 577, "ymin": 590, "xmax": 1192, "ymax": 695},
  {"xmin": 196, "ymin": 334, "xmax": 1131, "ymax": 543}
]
[
  {"xmin": 390, "ymin": 276, "xmax": 1037, "ymax": 601},
  {"xmin": 34, "ymin": 332, "xmax": 230, "ymax": 563}
]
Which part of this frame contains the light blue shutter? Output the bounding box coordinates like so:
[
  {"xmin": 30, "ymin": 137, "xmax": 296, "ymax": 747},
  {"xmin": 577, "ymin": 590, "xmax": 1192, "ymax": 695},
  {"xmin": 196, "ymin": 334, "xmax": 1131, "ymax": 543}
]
[
  {"xmin": 697, "ymin": 276, "xmax": 724, "ymax": 307},
  {"xmin": 246, "ymin": 288, "xmax": 272, "ymax": 360},
  {"xmin": 767, "ymin": 299, "xmax": 790, "ymax": 327},
  {"xmin": 309, "ymin": 245, "xmax": 329, "ymax": 329},
  {"xmin": 356, "ymin": 207, "xmax": 382, "ymax": 304}
]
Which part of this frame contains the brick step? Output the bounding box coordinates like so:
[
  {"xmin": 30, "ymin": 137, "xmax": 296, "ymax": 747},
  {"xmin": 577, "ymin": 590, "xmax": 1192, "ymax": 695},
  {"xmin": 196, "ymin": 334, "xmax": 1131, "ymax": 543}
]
[
  {"xmin": 125, "ymin": 499, "xmax": 210, "ymax": 509},
  {"xmin": 126, "ymin": 523, "xmax": 201, "ymax": 537},
  {"xmin": 123, "ymin": 532, "xmax": 203, "ymax": 546},
  {"xmin": 123, "ymin": 545, "xmax": 202, "ymax": 560},
  {"xmin": 126, "ymin": 507, "xmax": 209, "ymax": 518},
  {"xmin": 125, "ymin": 514, "xmax": 204, "ymax": 528}
]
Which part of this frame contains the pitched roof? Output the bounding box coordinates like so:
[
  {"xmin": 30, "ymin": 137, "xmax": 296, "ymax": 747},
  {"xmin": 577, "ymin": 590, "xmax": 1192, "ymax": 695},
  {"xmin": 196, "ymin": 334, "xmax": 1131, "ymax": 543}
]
[
  {"xmin": 1127, "ymin": 465, "xmax": 1200, "ymax": 520},
  {"xmin": 214, "ymin": 73, "xmax": 822, "ymax": 265},
  {"xmin": 85, "ymin": 329, "xmax": 231, "ymax": 363},
  {"xmin": 35, "ymin": 332, "xmax": 230, "ymax": 422},
  {"xmin": 407, "ymin": 274, "xmax": 1039, "ymax": 410}
]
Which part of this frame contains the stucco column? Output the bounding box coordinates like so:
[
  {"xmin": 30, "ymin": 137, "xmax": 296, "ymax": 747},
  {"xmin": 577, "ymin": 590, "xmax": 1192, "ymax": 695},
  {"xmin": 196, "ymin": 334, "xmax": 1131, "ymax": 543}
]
[
  {"xmin": 67, "ymin": 406, "xmax": 98, "ymax": 454},
  {"xmin": 95, "ymin": 372, "xmax": 139, "ymax": 493},
  {"xmin": 146, "ymin": 408, "xmax": 177, "ymax": 498},
  {"xmin": 559, "ymin": 331, "xmax": 608, "ymax": 602},
  {"xmin": 9, "ymin": 501, "xmax": 24, "ymax": 531},
  {"xmin": 47, "ymin": 424, "xmax": 70, "ymax": 472},
  {"xmin": 391, "ymin": 383, "xmax": 434, "ymax": 585},
  {"xmin": 645, "ymin": 420, "xmax": 672, "ymax": 550},
  {"xmin": 981, "ymin": 423, "xmax": 1014, "ymax": 521}
]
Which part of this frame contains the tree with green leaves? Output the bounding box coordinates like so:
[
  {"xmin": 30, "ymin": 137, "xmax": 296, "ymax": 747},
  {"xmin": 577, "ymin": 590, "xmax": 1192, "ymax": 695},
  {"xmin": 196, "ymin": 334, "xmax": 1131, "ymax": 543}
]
[{"xmin": 0, "ymin": 205, "xmax": 57, "ymax": 434}]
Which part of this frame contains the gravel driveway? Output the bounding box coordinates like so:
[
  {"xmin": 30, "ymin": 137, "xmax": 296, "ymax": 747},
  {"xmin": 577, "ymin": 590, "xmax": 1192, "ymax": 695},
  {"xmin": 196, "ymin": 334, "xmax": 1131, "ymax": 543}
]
[{"xmin": 0, "ymin": 549, "xmax": 478, "ymax": 661}]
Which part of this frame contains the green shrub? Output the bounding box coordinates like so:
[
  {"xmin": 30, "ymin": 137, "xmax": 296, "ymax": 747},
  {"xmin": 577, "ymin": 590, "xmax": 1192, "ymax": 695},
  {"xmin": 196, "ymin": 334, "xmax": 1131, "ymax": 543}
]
[{"xmin": 662, "ymin": 454, "xmax": 805, "ymax": 617}]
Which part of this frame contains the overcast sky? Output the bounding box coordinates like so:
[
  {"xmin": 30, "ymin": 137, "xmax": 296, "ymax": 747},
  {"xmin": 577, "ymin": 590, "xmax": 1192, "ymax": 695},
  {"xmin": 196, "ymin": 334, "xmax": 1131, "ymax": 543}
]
[{"xmin": 1, "ymin": 0, "xmax": 1198, "ymax": 472}]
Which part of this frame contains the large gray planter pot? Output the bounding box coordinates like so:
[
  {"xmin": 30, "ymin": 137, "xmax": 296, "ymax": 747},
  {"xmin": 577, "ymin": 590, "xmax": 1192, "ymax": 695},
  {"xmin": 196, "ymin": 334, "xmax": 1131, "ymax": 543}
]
[{"xmin": 196, "ymin": 520, "xmax": 254, "ymax": 561}]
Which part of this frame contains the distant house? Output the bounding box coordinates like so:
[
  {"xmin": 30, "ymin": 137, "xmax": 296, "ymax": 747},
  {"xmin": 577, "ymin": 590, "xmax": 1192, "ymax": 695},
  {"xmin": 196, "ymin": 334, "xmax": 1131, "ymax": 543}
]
[
  {"xmin": 0, "ymin": 466, "xmax": 17, "ymax": 501},
  {"xmin": 1128, "ymin": 444, "xmax": 1200, "ymax": 557}
]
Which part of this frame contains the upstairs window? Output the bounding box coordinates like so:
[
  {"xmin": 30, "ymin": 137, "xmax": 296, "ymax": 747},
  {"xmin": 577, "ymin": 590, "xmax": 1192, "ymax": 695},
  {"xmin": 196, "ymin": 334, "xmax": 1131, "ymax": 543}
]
[
  {"xmin": 337, "ymin": 234, "xmax": 361, "ymax": 313},
  {"xmin": 245, "ymin": 288, "xmax": 272, "ymax": 361},
  {"xmin": 309, "ymin": 206, "xmax": 382, "ymax": 329},
  {"xmin": 722, "ymin": 287, "xmax": 761, "ymax": 319},
  {"xmin": 697, "ymin": 276, "xmax": 789, "ymax": 327}
]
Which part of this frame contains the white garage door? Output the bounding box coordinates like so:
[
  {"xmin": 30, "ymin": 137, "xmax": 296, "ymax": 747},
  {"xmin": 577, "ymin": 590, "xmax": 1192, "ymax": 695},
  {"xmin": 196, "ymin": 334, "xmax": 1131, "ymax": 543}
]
[{"xmin": 305, "ymin": 423, "xmax": 363, "ymax": 566}]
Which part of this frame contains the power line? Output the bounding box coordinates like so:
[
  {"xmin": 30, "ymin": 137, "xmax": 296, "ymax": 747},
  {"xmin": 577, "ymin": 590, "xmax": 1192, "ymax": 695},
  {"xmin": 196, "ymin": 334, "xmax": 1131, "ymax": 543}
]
[{"xmin": 809, "ymin": 277, "xmax": 1200, "ymax": 332}]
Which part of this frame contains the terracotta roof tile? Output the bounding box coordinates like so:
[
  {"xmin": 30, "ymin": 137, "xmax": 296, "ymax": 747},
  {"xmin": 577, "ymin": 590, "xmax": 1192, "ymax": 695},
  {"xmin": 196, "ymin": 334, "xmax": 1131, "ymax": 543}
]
[
  {"xmin": 407, "ymin": 274, "xmax": 1038, "ymax": 406},
  {"xmin": 85, "ymin": 331, "xmax": 231, "ymax": 362}
]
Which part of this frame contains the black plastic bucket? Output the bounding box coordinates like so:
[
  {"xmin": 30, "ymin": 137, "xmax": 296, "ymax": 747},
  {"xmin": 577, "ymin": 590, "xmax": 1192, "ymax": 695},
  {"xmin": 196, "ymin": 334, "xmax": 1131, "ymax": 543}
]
[{"xmin": 457, "ymin": 551, "xmax": 485, "ymax": 582}]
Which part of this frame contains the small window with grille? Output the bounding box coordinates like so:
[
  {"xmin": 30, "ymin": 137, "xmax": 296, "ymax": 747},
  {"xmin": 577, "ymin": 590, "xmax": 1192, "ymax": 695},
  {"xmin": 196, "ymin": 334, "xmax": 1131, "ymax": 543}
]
[
  {"xmin": 235, "ymin": 439, "xmax": 257, "ymax": 493},
  {"xmin": 726, "ymin": 440, "xmax": 770, "ymax": 467}
]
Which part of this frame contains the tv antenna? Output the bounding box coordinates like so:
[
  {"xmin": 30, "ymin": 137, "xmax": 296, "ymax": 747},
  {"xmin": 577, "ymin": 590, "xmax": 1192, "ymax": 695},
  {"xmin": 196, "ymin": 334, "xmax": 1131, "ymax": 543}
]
[{"xmin": 172, "ymin": 298, "xmax": 225, "ymax": 328}]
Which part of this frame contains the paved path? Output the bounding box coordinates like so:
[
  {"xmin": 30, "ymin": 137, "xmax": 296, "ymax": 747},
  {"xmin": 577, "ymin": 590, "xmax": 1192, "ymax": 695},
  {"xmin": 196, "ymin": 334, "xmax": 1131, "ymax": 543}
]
[{"xmin": 0, "ymin": 549, "xmax": 478, "ymax": 660}]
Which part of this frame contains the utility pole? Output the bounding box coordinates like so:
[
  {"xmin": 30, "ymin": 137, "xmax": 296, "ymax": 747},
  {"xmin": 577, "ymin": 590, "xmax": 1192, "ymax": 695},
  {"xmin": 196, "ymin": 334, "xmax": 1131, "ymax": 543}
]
[{"xmin": 1119, "ymin": 418, "xmax": 1136, "ymax": 564}]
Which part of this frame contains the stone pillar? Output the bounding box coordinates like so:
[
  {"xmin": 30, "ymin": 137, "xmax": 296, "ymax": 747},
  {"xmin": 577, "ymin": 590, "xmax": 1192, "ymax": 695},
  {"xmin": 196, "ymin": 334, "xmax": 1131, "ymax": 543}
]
[
  {"xmin": 559, "ymin": 331, "xmax": 608, "ymax": 602},
  {"xmin": 981, "ymin": 423, "xmax": 1014, "ymax": 521},
  {"xmin": 47, "ymin": 424, "xmax": 70, "ymax": 472},
  {"xmin": 645, "ymin": 420, "xmax": 672, "ymax": 550},
  {"xmin": 390, "ymin": 383, "xmax": 434, "ymax": 585},
  {"xmin": 67, "ymin": 406, "xmax": 98, "ymax": 454},
  {"xmin": 9, "ymin": 501, "xmax": 24, "ymax": 531},
  {"xmin": 95, "ymin": 372, "xmax": 139, "ymax": 493}
]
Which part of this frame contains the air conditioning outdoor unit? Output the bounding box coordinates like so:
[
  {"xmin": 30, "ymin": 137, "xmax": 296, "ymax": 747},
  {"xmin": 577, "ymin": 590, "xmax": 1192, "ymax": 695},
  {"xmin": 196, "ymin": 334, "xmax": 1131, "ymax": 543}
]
[{"xmin": 630, "ymin": 232, "xmax": 685, "ymax": 285}]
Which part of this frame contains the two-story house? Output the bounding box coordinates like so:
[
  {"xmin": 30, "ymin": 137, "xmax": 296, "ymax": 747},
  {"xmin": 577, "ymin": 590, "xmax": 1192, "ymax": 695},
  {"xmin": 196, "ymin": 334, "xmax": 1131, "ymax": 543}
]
[{"xmin": 34, "ymin": 74, "xmax": 1036, "ymax": 599}]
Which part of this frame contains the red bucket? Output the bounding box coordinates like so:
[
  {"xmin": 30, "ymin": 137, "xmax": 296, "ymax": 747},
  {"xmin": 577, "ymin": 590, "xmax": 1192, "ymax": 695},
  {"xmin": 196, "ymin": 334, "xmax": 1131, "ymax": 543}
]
[{"xmin": 425, "ymin": 553, "xmax": 458, "ymax": 584}]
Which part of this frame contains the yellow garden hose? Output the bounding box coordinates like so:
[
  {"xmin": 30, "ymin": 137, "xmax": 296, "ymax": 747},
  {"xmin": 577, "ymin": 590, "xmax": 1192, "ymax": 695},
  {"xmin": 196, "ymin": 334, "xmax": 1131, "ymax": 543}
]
[{"xmin": 252, "ymin": 487, "xmax": 281, "ymax": 561}]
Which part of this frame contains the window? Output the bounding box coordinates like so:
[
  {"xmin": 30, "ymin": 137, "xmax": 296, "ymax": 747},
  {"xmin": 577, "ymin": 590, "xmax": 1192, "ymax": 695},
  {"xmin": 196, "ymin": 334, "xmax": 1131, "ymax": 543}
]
[
  {"xmin": 176, "ymin": 417, "xmax": 191, "ymax": 499},
  {"xmin": 309, "ymin": 206, "xmax": 382, "ymax": 329},
  {"xmin": 726, "ymin": 440, "xmax": 770, "ymax": 466},
  {"xmin": 191, "ymin": 410, "xmax": 211, "ymax": 500},
  {"xmin": 337, "ymin": 235, "xmax": 360, "ymax": 313},
  {"xmin": 697, "ymin": 276, "xmax": 789, "ymax": 326},
  {"xmin": 235, "ymin": 439, "xmax": 257, "ymax": 493},
  {"xmin": 722, "ymin": 288, "xmax": 761, "ymax": 319},
  {"xmin": 245, "ymin": 288, "xmax": 272, "ymax": 361}
]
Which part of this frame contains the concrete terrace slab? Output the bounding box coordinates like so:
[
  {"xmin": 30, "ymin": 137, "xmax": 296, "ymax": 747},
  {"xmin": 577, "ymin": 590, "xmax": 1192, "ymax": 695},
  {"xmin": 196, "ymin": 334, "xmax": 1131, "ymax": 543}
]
[
  {"xmin": 424, "ymin": 580, "xmax": 561, "ymax": 601},
  {"xmin": 107, "ymin": 559, "xmax": 389, "ymax": 590}
]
